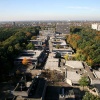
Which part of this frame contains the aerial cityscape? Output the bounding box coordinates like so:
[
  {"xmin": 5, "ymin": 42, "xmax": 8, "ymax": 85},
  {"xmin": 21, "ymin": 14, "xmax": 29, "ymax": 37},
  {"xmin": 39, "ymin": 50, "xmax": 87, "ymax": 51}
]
[{"xmin": 0, "ymin": 0, "xmax": 100, "ymax": 100}]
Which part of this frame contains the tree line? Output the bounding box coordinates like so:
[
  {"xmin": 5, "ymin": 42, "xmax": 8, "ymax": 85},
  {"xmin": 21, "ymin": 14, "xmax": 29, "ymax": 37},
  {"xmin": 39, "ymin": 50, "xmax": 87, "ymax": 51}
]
[
  {"xmin": 66, "ymin": 26, "xmax": 100, "ymax": 69},
  {"xmin": 0, "ymin": 26, "xmax": 40, "ymax": 75}
]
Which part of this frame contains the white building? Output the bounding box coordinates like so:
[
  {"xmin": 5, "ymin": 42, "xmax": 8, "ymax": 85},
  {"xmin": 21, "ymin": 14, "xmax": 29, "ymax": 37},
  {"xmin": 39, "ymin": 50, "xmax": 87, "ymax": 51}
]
[{"xmin": 91, "ymin": 23, "xmax": 100, "ymax": 31}]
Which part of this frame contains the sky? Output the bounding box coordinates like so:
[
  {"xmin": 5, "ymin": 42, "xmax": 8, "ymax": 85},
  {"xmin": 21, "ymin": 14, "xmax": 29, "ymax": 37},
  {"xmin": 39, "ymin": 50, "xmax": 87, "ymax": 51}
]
[{"xmin": 0, "ymin": 0, "xmax": 100, "ymax": 21}]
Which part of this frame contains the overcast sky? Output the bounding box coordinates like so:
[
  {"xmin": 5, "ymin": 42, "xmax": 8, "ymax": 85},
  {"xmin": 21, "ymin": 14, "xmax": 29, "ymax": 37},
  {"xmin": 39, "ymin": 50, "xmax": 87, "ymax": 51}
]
[{"xmin": 0, "ymin": 0, "xmax": 100, "ymax": 21}]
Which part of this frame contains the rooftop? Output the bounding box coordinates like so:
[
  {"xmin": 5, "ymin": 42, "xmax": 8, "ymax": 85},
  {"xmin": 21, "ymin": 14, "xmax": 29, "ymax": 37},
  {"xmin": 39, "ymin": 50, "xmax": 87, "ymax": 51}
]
[
  {"xmin": 45, "ymin": 53, "xmax": 59, "ymax": 70},
  {"xmin": 45, "ymin": 58, "xmax": 59, "ymax": 70},
  {"xmin": 52, "ymin": 40, "xmax": 67, "ymax": 46},
  {"xmin": 53, "ymin": 47, "xmax": 73, "ymax": 51},
  {"xmin": 65, "ymin": 61, "xmax": 84, "ymax": 69},
  {"xmin": 67, "ymin": 71, "xmax": 81, "ymax": 83},
  {"xmin": 16, "ymin": 50, "xmax": 42, "ymax": 60},
  {"xmin": 94, "ymin": 71, "xmax": 100, "ymax": 79}
]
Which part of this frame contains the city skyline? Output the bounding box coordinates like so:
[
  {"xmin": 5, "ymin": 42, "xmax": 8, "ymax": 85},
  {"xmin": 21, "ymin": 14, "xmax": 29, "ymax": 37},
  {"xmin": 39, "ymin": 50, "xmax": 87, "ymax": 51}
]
[{"xmin": 0, "ymin": 0, "xmax": 100, "ymax": 21}]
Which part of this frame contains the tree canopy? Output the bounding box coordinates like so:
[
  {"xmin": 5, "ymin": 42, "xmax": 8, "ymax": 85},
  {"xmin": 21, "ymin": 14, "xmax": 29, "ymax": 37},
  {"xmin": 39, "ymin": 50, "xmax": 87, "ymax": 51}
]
[
  {"xmin": 0, "ymin": 26, "xmax": 40, "ymax": 75},
  {"xmin": 66, "ymin": 26, "xmax": 100, "ymax": 68},
  {"xmin": 82, "ymin": 92, "xmax": 100, "ymax": 100},
  {"xmin": 79, "ymin": 76, "xmax": 89, "ymax": 90}
]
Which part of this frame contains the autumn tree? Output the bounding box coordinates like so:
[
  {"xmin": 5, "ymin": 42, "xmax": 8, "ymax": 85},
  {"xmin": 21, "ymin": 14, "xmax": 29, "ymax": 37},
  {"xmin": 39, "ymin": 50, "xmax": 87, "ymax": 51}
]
[
  {"xmin": 64, "ymin": 54, "xmax": 69, "ymax": 60},
  {"xmin": 56, "ymin": 44, "xmax": 61, "ymax": 49},
  {"xmin": 22, "ymin": 58, "xmax": 28, "ymax": 65}
]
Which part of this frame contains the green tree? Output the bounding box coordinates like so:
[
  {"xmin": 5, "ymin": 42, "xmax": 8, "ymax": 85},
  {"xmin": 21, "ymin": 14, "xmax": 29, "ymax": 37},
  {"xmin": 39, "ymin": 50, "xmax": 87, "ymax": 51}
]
[
  {"xmin": 14, "ymin": 43, "xmax": 22, "ymax": 51},
  {"xmin": 79, "ymin": 76, "xmax": 89, "ymax": 90},
  {"xmin": 82, "ymin": 92, "xmax": 100, "ymax": 100},
  {"xmin": 7, "ymin": 46, "xmax": 13, "ymax": 53},
  {"xmin": 31, "ymin": 36, "xmax": 37, "ymax": 40},
  {"xmin": 26, "ymin": 42, "xmax": 34, "ymax": 49}
]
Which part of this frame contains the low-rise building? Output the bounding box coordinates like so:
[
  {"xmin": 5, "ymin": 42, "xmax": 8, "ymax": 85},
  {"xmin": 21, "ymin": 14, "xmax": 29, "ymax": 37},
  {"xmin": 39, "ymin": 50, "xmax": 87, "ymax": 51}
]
[
  {"xmin": 12, "ymin": 77, "xmax": 47, "ymax": 100},
  {"xmin": 65, "ymin": 61, "xmax": 84, "ymax": 69},
  {"xmin": 44, "ymin": 53, "xmax": 60, "ymax": 71},
  {"xmin": 14, "ymin": 50, "xmax": 46, "ymax": 67},
  {"xmin": 65, "ymin": 71, "xmax": 81, "ymax": 86},
  {"xmin": 49, "ymin": 39, "xmax": 74, "ymax": 56},
  {"xmin": 64, "ymin": 61, "xmax": 84, "ymax": 86}
]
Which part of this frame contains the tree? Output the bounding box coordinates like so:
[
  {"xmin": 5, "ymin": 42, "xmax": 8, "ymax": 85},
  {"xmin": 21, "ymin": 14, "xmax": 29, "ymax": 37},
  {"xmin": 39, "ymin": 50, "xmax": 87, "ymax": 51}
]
[
  {"xmin": 79, "ymin": 76, "xmax": 89, "ymax": 90},
  {"xmin": 14, "ymin": 43, "xmax": 22, "ymax": 51},
  {"xmin": 22, "ymin": 58, "xmax": 28, "ymax": 65},
  {"xmin": 7, "ymin": 46, "xmax": 13, "ymax": 53},
  {"xmin": 26, "ymin": 42, "xmax": 34, "ymax": 49},
  {"xmin": 56, "ymin": 44, "xmax": 60, "ymax": 49},
  {"xmin": 31, "ymin": 36, "xmax": 37, "ymax": 40},
  {"xmin": 26, "ymin": 32, "xmax": 32, "ymax": 38},
  {"xmin": 64, "ymin": 54, "xmax": 69, "ymax": 60},
  {"xmin": 82, "ymin": 92, "xmax": 100, "ymax": 100}
]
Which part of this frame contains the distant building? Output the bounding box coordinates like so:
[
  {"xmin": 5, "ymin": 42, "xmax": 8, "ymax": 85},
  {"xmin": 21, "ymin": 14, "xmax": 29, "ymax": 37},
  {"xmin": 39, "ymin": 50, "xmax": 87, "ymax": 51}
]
[
  {"xmin": 56, "ymin": 23, "xmax": 70, "ymax": 34},
  {"xmin": 12, "ymin": 22, "xmax": 16, "ymax": 26},
  {"xmin": 91, "ymin": 23, "xmax": 100, "ymax": 31},
  {"xmin": 39, "ymin": 29, "xmax": 55, "ymax": 37}
]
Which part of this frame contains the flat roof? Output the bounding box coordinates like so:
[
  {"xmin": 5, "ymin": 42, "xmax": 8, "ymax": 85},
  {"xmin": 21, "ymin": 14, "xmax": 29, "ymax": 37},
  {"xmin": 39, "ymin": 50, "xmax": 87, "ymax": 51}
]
[
  {"xmin": 67, "ymin": 71, "xmax": 81, "ymax": 83},
  {"xmin": 94, "ymin": 71, "xmax": 100, "ymax": 79},
  {"xmin": 45, "ymin": 58, "xmax": 59, "ymax": 70},
  {"xmin": 45, "ymin": 53, "xmax": 59, "ymax": 70},
  {"xmin": 29, "ymin": 40, "xmax": 42, "ymax": 42},
  {"xmin": 52, "ymin": 40, "xmax": 67, "ymax": 46},
  {"xmin": 52, "ymin": 46, "xmax": 73, "ymax": 50},
  {"xmin": 16, "ymin": 56, "xmax": 37, "ymax": 60},
  {"xmin": 16, "ymin": 50, "xmax": 42, "ymax": 59},
  {"xmin": 65, "ymin": 61, "xmax": 84, "ymax": 69}
]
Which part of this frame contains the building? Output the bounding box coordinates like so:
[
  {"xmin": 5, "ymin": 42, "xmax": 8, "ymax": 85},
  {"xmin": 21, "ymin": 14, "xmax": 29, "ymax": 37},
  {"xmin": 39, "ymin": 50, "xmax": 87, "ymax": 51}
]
[
  {"xmin": 49, "ymin": 38, "xmax": 74, "ymax": 56},
  {"xmin": 65, "ymin": 71, "xmax": 81, "ymax": 86},
  {"xmin": 14, "ymin": 50, "xmax": 46, "ymax": 67},
  {"xmin": 65, "ymin": 61, "xmax": 84, "ymax": 69},
  {"xmin": 56, "ymin": 23, "xmax": 70, "ymax": 34},
  {"xmin": 29, "ymin": 40, "xmax": 43, "ymax": 50},
  {"xmin": 52, "ymin": 48, "xmax": 73, "ymax": 56},
  {"xmin": 59, "ymin": 87, "xmax": 75, "ymax": 100},
  {"xmin": 44, "ymin": 53, "xmax": 60, "ymax": 71},
  {"xmin": 64, "ymin": 61, "xmax": 85, "ymax": 86},
  {"xmin": 12, "ymin": 77, "xmax": 47, "ymax": 100},
  {"xmin": 39, "ymin": 29, "xmax": 55, "ymax": 37},
  {"xmin": 91, "ymin": 23, "xmax": 100, "ymax": 31}
]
